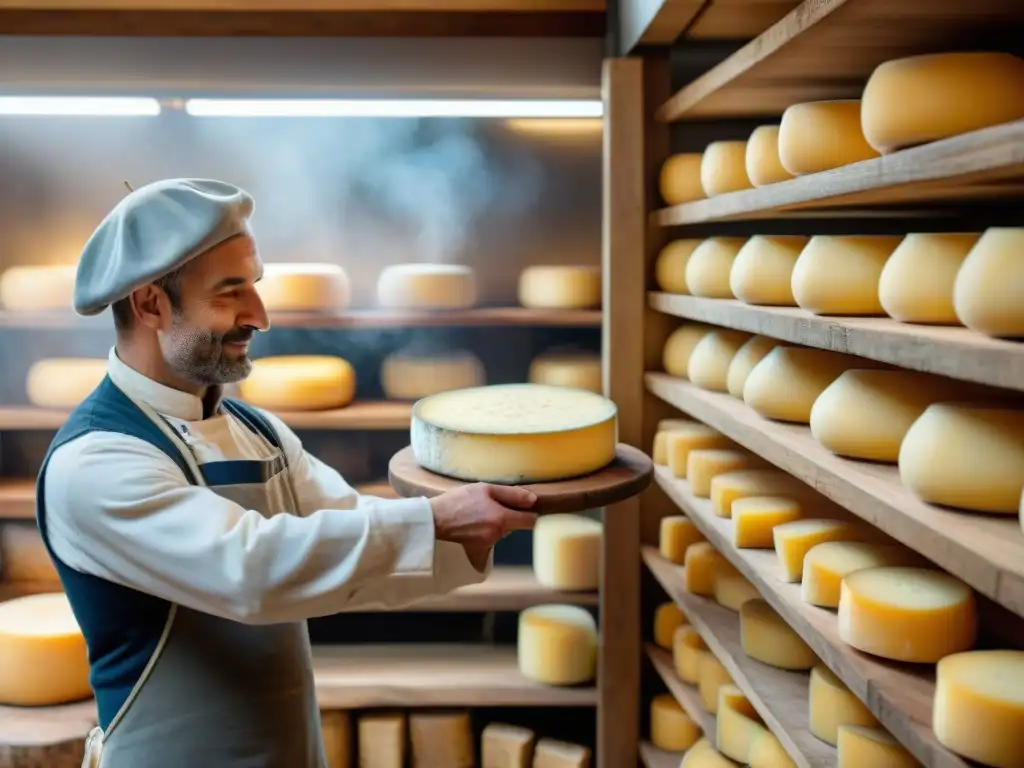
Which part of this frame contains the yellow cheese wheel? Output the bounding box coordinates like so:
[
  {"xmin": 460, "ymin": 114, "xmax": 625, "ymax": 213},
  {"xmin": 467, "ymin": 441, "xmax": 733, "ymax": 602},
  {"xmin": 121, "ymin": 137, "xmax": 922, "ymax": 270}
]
[
  {"xmin": 745, "ymin": 125, "xmax": 794, "ymax": 187},
  {"xmin": 749, "ymin": 732, "xmax": 797, "ymax": 768},
  {"xmin": 0, "ymin": 264, "xmax": 76, "ymax": 312},
  {"xmin": 663, "ymin": 323, "xmax": 717, "ymax": 378},
  {"xmin": 791, "ymin": 235, "xmax": 902, "ymax": 316},
  {"xmin": 685, "ymin": 237, "xmax": 747, "ymax": 299},
  {"xmin": 714, "ymin": 569, "xmax": 760, "ymax": 612},
  {"xmin": 726, "ymin": 336, "xmax": 784, "ymax": 399},
  {"xmin": 528, "ymin": 350, "xmax": 602, "ymax": 394},
  {"xmin": 240, "ymin": 355, "xmax": 355, "ymax": 411},
  {"xmin": 381, "ymin": 350, "xmax": 485, "ymax": 400},
  {"xmin": 481, "ymin": 723, "xmax": 535, "ymax": 767},
  {"xmin": 0, "ymin": 593, "xmax": 91, "ymax": 706},
  {"xmin": 861, "ymin": 52, "xmax": 1024, "ymax": 154},
  {"xmin": 898, "ymin": 403, "xmax": 1024, "ymax": 514},
  {"xmin": 517, "ymin": 604, "xmax": 597, "ymax": 685},
  {"xmin": 685, "ymin": 542, "xmax": 727, "ymax": 596},
  {"xmin": 358, "ymin": 713, "xmax": 406, "ymax": 768},
  {"xmin": 673, "ymin": 625, "xmax": 707, "ymax": 684},
  {"xmin": 801, "ymin": 541, "xmax": 922, "ymax": 609},
  {"xmin": 701, "ymin": 141, "xmax": 753, "ymax": 197},
  {"xmin": 729, "ymin": 235, "xmax": 808, "ymax": 306},
  {"xmin": 377, "ymin": 263, "xmax": 476, "ymax": 309},
  {"xmin": 698, "ymin": 652, "xmax": 733, "ymax": 713},
  {"xmin": 654, "ymin": 418, "xmax": 694, "ymax": 464},
  {"xmin": 773, "ymin": 519, "xmax": 868, "ymax": 582},
  {"xmin": 709, "ymin": 469, "xmax": 805, "ymax": 519},
  {"xmin": 257, "ymin": 263, "xmax": 350, "ymax": 312},
  {"xmin": 651, "ymin": 693, "xmax": 702, "ymax": 751},
  {"xmin": 717, "ymin": 686, "xmax": 767, "ymax": 763},
  {"xmin": 660, "ymin": 516, "xmax": 706, "ymax": 564},
  {"xmin": 666, "ymin": 424, "xmax": 734, "ymax": 479},
  {"xmin": 838, "ymin": 566, "xmax": 976, "ymax": 663},
  {"xmin": 533, "ymin": 514, "xmax": 602, "ymax": 591},
  {"xmin": 837, "ymin": 725, "xmax": 921, "ymax": 768},
  {"xmin": 0, "ymin": 521, "xmax": 59, "ymax": 583},
  {"xmin": 26, "ymin": 358, "xmax": 107, "ymax": 409},
  {"xmin": 682, "ymin": 742, "xmax": 740, "ymax": 768},
  {"xmin": 533, "ymin": 739, "xmax": 591, "ymax": 768},
  {"xmin": 656, "ymin": 239, "xmax": 702, "ymax": 294},
  {"xmin": 687, "ymin": 330, "xmax": 754, "ymax": 392},
  {"xmin": 778, "ymin": 100, "xmax": 880, "ymax": 175},
  {"xmin": 809, "ymin": 665, "xmax": 878, "ymax": 746},
  {"xmin": 319, "ymin": 710, "xmax": 351, "ymax": 768},
  {"xmin": 660, "ymin": 153, "xmax": 706, "ymax": 206},
  {"xmin": 410, "ymin": 384, "xmax": 616, "ymax": 484},
  {"xmin": 733, "ymin": 496, "xmax": 802, "ymax": 549},
  {"xmin": 953, "ymin": 227, "xmax": 1024, "ymax": 337},
  {"xmin": 654, "ymin": 601, "xmax": 686, "ymax": 650},
  {"xmin": 878, "ymin": 233, "xmax": 980, "ymax": 324},
  {"xmin": 688, "ymin": 449, "xmax": 760, "ymax": 498},
  {"xmin": 410, "ymin": 711, "xmax": 473, "ymax": 768},
  {"xmin": 740, "ymin": 599, "xmax": 816, "ymax": 671},
  {"xmin": 743, "ymin": 346, "xmax": 863, "ymax": 424},
  {"xmin": 518, "ymin": 265, "xmax": 601, "ymax": 310},
  {"xmin": 934, "ymin": 650, "xmax": 1024, "ymax": 768}
]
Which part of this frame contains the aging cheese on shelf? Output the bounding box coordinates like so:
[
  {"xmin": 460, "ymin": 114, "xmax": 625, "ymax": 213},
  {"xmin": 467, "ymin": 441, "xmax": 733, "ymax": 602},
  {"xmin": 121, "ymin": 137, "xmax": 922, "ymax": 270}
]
[
  {"xmin": 791, "ymin": 235, "xmax": 903, "ymax": 316},
  {"xmin": 656, "ymin": 239, "xmax": 703, "ymax": 294},
  {"xmin": 0, "ymin": 593, "xmax": 91, "ymax": 706},
  {"xmin": 26, "ymin": 358, "xmax": 107, "ymax": 409},
  {"xmin": 257, "ymin": 263, "xmax": 350, "ymax": 311},
  {"xmin": 778, "ymin": 100, "xmax": 880, "ymax": 175},
  {"xmin": 0, "ymin": 522, "xmax": 59, "ymax": 583},
  {"xmin": 410, "ymin": 384, "xmax": 616, "ymax": 484},
  {"xmin": 533, "ymin": 514, "xmax": 602, "ymax": 591},
  {"xmin": 518, "ymin": 265, "xmax": 601, "ymax": 310},
  {"xmin": 0, "ymin": 264, "xmax": 76, "ymax": 312},
  {"xmin": 377, "ymin": 263, "xmax": 476, "ymax": 310},
  {"xmin": 664, "ymin": 323, "xmax": 717, "ymax": 378},
  {"xmin": 801, "ymin": 541, "xmax": 921, "ymax": 609},
  {"xmin": 878, "ymin": 233, "xmax": 980, "ymax": 324},
  {"xmin": 898, "ymin": 403, "xmax": 1024, "ymax": 514},
  {"xmin": 740, "ymin": 599, "xmax": 817, "ymax": 671},
  {"xmin": 240, "ymin": 355, "xmax": 355, "ymax": 411},
  {"xmin": 517, "ymin": 604, "xmax": 597, "ymax": 685},
  {"xmin": 836, "ymin": 725, "xmax": 921, "ymax": 768},
  {"xmin": 359, "ymin": 713, "xmax": 405, "ymax": 768},
  {"xmin": 934, "ymin": 650, "xmax": 1024, "ymax": 768},
  {"xmin": 733, "ymin": 496, "xmax": 802, "ymax": 549},
  {"xmin": 481, "ymin": 723, "xmax": 535, "ymax": 768},
  {"xmin": 682, "ymin": 741, "xmax": 741, "ymax": 768},
  {"xmin": 651, "ymin": 693, "xmax": 702, "ymax": 751},
  {"xmin": 654, "ymin": 602, "xmax": 686, "ymax": 650},
  {"xmin": 700, "ymin": 141, "xmax": 753, "ymax": 196},
  {"xmin": 726, "ymin": 336, "xmax": 784, "ymax": 399},
  {"xmin": 745, "ymin": 125, "xmax": 794, "ymax": 187},
  {"xmin": 698, "ymin": 652, "xmax": 733, "ymax": 713},
  {"xmin": 688, "ymin": 449, "xmax": 760, "ymax": 498},
  {"xmin": 533, "ymin": 739, "xmax": 591, "ymax": 768},
  {"xmin": 953, "ymin": 227, "xmax": 1024, "ymax": 337},
  {"xmin": 685, "ymin": 237, "xmax": 748, "ymax": 299},
  {"xmin": 410, "ymin": 712, "xmax": 473, "ymax": 768},
  {"xmin": 749, "ymin": 732, "xmax": 797, "ymax": 768},
  {"xmin": 660, "ymin": 153, "xmax": 706, "ymax": 206},
  {"xmin": 861, "ymin": 52, "xmax": 1024, "ymax": 154},
  {"xmin": 688, "ymin": 330, "xmax": 754, "ymax": 392},
  {"xmin": 660, "ymin": 516, "xmax": 706, "ymax": 564},
  {"xmin": 717, "ymin": 685, "xmax": 767, "ymax": 763},
  {"xmin": 809, "ymin": 664, "xmax": 878, "ymax": 746},
  {"xmin": 673, "ymin": 625, "xmax": 707, "ymax": 684},
  {"xmin": 319, "ymin": 710, "xmax": 351, "ymax": 768},
  {"xmin": 744, "ymin": 347, "xmax": 863, "ymax": 424},
  {"xmin": 709, "ymin": 469, "xmax": 805, "ymax": 519},
  {"xmin": 654, "ymin": 418, "xmax": 694, "ymax": 464},
  {"xmin": 729, "ymin": 235, "xmax": 808, "ymax": 306},
  {"xmin": 838, "ymin": 566, "xmax": 976, "ymax": 663},
  {"xmin": 528, "ymin": 350, "xmax": 601, "ymax": 394},
  {"xmin": 773, "ymin": 519, "xmax": 868, "ymax": 582},
  {"xmin": 381, "ymin": 350, "xmax": 485, "ymax": 400},
  {"xmin": 667, "ymin": 424, "xmax": 734, "ymax": 479},
  {"xmin": 685, "ymin": 541, "xmax": 728, "ymax": 596},
  {"xmin": 714, "ymin": 569, "xmax": 760, "ymax": 612}
]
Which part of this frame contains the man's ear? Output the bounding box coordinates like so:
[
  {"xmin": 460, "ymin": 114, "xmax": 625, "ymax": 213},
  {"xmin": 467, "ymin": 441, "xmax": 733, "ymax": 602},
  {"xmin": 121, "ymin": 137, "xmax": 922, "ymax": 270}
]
[{"xmin": 130, "ymin": 284, "xmax": 174, "ymax": 330}]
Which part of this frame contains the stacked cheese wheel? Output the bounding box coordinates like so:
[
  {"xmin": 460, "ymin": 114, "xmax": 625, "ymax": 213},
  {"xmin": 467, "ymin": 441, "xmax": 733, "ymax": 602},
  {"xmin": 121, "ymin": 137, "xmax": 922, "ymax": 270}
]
[
  {"xmin": 257, "ymin": 263, "xmax": 351, "ymax": 312},
  {"xmin": 240, "ymin": 355, "xmax": 356, "ymax": 411}
]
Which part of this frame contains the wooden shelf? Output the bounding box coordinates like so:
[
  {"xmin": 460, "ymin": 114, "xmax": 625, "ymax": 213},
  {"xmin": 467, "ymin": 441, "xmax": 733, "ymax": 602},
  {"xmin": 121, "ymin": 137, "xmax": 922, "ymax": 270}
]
[
  {"xmin": 0, "ymin": 699, "xmax": 97, "ymax": 760},
  {"xmin": 648, "ymin": 470, "xmax": 971, "ymax": 768},
  {"xmin": 639, "ymin": 741, "xmax": 685, "ymax": 768},
  {"xmin": 653, "ymin": 119, "xmax": 1024, "ymax": 225},
  {"xmin": 643, "ymin": 547, "xmax": 832, "ymax": 768},
  {"xmin": 646, "ymin": 372, "xmax": 1024, "ymax": 617},
  {"xmin": 650, "ymin": 292, "xmax": 1024, "ymax": 392},
  {"xmin": 646, "ymin": 643, "xmax": 716, "ymax": 742}
]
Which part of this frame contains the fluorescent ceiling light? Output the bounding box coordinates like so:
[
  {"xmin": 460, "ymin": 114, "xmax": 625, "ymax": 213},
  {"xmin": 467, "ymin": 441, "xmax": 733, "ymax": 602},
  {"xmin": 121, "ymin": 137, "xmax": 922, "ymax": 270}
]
[
  {"xmin": 185, "ymin": 98, "xmax": 603, "ymax": 118},
  {"xmin": 0, "ymin": 97, "xmax": 161, "ymax": 116}
]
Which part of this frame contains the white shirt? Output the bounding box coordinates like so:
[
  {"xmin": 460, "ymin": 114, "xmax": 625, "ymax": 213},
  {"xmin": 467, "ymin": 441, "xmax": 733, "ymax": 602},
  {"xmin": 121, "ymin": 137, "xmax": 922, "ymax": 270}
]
[{"xmin": 43, "ymin": 347, "xmax": 488, "ymax": 625}]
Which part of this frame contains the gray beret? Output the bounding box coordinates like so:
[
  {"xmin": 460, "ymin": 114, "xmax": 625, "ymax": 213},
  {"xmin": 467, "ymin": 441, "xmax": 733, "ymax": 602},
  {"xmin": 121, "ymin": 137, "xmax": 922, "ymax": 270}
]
[{"xmin": 74, "ymin": 178, "xmax": 255, "ymax": 316}]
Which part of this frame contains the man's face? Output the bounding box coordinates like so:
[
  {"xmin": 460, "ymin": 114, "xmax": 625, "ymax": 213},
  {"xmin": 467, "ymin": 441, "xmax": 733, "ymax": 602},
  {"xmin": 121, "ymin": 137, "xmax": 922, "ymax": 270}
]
[{"xmin": 159, "ymin": 233, "xmax": 269, "ymax": 387}]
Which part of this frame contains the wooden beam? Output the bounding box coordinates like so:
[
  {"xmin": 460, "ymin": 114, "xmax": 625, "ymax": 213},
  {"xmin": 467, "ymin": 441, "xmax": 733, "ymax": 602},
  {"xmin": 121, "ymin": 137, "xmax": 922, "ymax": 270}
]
[{"xmin": 618, "ymin": 0, "xmax": 705, "ymax": 53}]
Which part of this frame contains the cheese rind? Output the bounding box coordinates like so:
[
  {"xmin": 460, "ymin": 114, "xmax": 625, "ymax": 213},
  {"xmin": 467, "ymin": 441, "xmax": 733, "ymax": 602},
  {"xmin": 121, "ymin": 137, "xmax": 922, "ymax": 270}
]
[
  {"xmin": 654, "ymin": 418, "xmax": 693, "ymax": 465},
  {"xmin": 533, "ymin": 514, "xmax": 602, "ymax": 591},
  {"xmin": 685, "ymin": 237, "xmax": 747, "ymax": 299},
  {"xmin": 688, "ymin": 449, "xmax": 759, "ymax": 498},
  {"xmin": 743, "ymin": 347, "xmax": 862, "ymax": 424},
  {"xmin": 481, "ymin": 723, "xmax": 535, "ymax": 768},
  {"xmin": 660, "ymin": 516, "xmax": 706, "ymax": 564},
  {"xmin": 358, "ymin": 713, "xmax": 405, "ymax": 768},
  {"xmin": 664, "ymin": 323, "xmax": 716, "ymax": 378},
  {"xmin": 749, "ymin": 732, "xmax": 797, "ymax": 768},
  {"xmin": 240, "ymin": 355, "xmax": 355, "ymax": 411},
  {"xmin": 773, "ymin": 519, "xmax": 867, "ymax": 582},
  {"xmin": 0, "ymin": 265, "xmax": 76, "ymax": 311},
  {"xmin": 729, "ymin": 235, "xmax": 808, "ymax": 306},
  {"xmin": 836, "ymin": 725, "xmax": 920, "ymax": 768},
  {"xmin": 257, "ymin": 263, "xmax": 350, "ymax": 311},
  {"xmin": 778, "ymin": 100, "xmax": 879, "ymax": 175},
  {"xmin": 740, "ymin": 599, "xmax": 816, "ymax": 670},
  {"xmin": 319, "ymin": 710, "xmax": 351, "ymax": 768},
  {"xmin": 410, "ymin": 711, "xmax": 473, "ymax": 768},
  {"xmin": 688, "ymin": 330, "xmax": 754, "ymax": 393},
  {"xmin": 746, "ymin": 125, "xmax": 794, "ymax": 187},
  {"xmin": 651, "ymin": 693, "xmax": 702, "ymax": 751},
  {"xmin": 517, "ymin": 605, "xmax": 597, "ymax": 685},
  {"xmin": 529, "ymin": 351, "xmax": 601, "ymax": 394},
  {"xmin": 714, "ymin": 570, "xmax": 760, "ymax": 612},
  {"xmin": 518, "ymin": 265, "xmax": 601, "ymax": 310},
  {"xmin": 726, "ymin": 336, "xmax": 784, "ymax": 399},
  {"xmin": 685, "ymin": 542, "xmax": 727, "ymax": 596},
  {"xmin": 660, "ymin": 153, "xmax": 706, "ymax": 206},
  {"xmin": 953, "ymin": 227, "xmax": 1024, "ymax": 337},
  {"xmin": 701, "ymin": 141, "xmax": 753, "ymax": 196},
  {"xmin": 533, "ymin": 739, "xmax": 591, "ymax": 768},
  {"xmin": 791, "ymin": 235, "xmax": 902, "ymax": 316},
  {"xmin": 667, "ymin": 425, "xmax": 733, "ymax": 479},
  {"xmin": 809, "ymin": 665, "xmax": 878, "ymax": 745},
  {"xmin": 801, "ymin": 541, "xmax": 920, "ymax": 608},
  {"xmin": 26, "ymin": 358, "xmax": 107, "ymax": 409},
  {"xmin": 698, "ymin": 652, "xmax": 733, "ymax": 713},
  {"xmin": 716, "ymin": 685, "xmax": 767, "ymax": 763},
  {"xmin": 656, "ymin": 240, "xmax": 702, "ymax": 294},
  {"xmin": 654, "ymin": 602, "xmax": 686, "ymax": 650},
  {"xmin": 733, "ymin": 496, "xmax": 802, "ymax": 549},
  {"xmin": 878, "ymin": 233, "xmax": 980, "ymax": 324},
  {"xmin": 381, "ymin": 350, "xmax": 485, "ymax": 400},
  {"xmin": 377, "ymin": 263, "xmax": 476, "ymax": 309},
  {"xmin": 710, "ymin": 469, "xmax": 805, "ymax": 519},
  {"xmin": 673, "ymin": 625, "xmax": 707, "ymax": 684}
]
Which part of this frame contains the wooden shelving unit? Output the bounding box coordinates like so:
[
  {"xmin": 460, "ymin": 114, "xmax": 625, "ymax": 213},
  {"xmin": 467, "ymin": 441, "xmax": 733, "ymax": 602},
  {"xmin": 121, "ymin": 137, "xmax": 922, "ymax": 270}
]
[{"xmin": 645, "ymin": 644, "xmax": 715, "ymax": 740}]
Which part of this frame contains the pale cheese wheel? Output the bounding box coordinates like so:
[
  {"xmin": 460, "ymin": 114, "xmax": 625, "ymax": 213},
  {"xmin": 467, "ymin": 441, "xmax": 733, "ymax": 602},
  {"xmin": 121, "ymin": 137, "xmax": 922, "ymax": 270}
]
[
  {"xmin": 778, "ymin": 100, "xmax": 880, "ymax": 176},
  {"xmin": 791, "ymin": 235, "xmax": 903, "ymax": 316},
  {"xmin": 740, "ymin": 599, "xmax": 816, "ymax": 671},
  {"xmin": 698, "ymin": 652, "xmax": 733, "ymax": 713},
  {"xmin": 685, "ymin": 237, "xmax": 747, "ymax": 299},
  {"xmin": 838, "ymin": 567, "xmax": 976, "ymax": 663},
  {"xmin": 410, "ymin": 711, "xmax": 473, "ymax": 768},
  {"xmin": 801, "ymin": 541, "xmax": 921, "ymax": 609},
  {"xmin": 381, "ymin": 350, "xmax": 485, "ymax": 400},
  {"xmin": 733, "ymin": 496, "xmax": 802, "ymax": 549},
  {"xmin": 878, "ymin": 233, "xmax": 980, "ymax": 324},
  {"xmin": 673, "ymin": 625, "xmax": 707, "ymax": 684},
  {"xmin": 709, "ymin": 469, "xmax": 805, "ymax": 519},
  {"xmin": 687, "ymin": 330, "xmax": 754, "ymax": 392},
  {"xmin": 729, "ymin": 235, "xmax": 808, "ymax": 306},
  {"xmin": 726, "ymin": 336, "xmax": 783, "ymax": 399},
  {"xmin": 656, "ymin": 239, "xmax": 702, "ymax": 294},
  {"xmin": 533, "ymin": 514, "xmax": 602, "ymax": 591},
  {"xmin": 320, "ymin": 710, "xmax": 352, "ymax": 768},
  {"xmin": 651, "ymin": 693, "xmax": 702, "ymax": 751},
  {"xmin": 663, "ymin": 323, "xmax": 716, "ymax": 378},
  {"xmin": 809, "ymin": 665, "xmax": 878, "ymax": 746},
  {"xmin": 377, "ymin": 263, "xmax": 476, "ymax": 310},
  {"xmin": 528, "ymin": 350, "xmax": 601, "ymax": 394},
  {"xmin": 518, "ymin": 266, "xmax": 601, "ymax": 310},
  {"xmin": 898, "ymin": 403, "xmax": 1024, "ymax": 514},
  {"xmin": 744, "ymin": 346, "xmax": 864, "ymax": 424},
  {"xmin": 533, "ymin": 738, "xmax": 591, "ymax": 768},
  {"xmin": 953, "ymin": 227, "xmax": 1024, "ymax": 337},
  {"xmin": 716, "ymin": 685, "xmax": 767, "ymax": 763},
  {"xmin": 0, "ymin": 522, "xmax": 59, "ymax": 583},
  {"xmin": 746, "ymin": 125, "xmax": 794, "ymax": 187},
  {"xmin": 750, "ymin": 732, "xmax": 796, "ymax": 768},
  {"xmin": 688, "ymin": 449, "xmax": 760, "ymax": 498},
  {"xmin": 654, "ymin": 418, "xmax": 694, "ymax": 465},
  {"xmin": 934, "ymin": 650, "xmax": 1024, "ymax": 768},
  {"xmin": 410, "ymin": 384, "xmax": 617, "ymax": 484},
  {"xmin": 0, "ymin": 593, "xmax": 91, "ymax": 706},
  {"xmin": 358, "ymin": 713, "xmax": 405, "ymax": 768},
  {"xmin": 660, "ymin": 516, "xmax": 705, "ymax": 565},
  {"xmin": 837, "ymin": 725, "xmax": 920, "ymax": 768},
  {"xmin": 654, "ymin": 602, "xmax": 686, "ymax": 650},
  {"xmin": 257, "ymin": 263, "xmax": 350, "ymax": 311},
  {"xmin": 714, "ymin": 570, "xmax": 760, "ymax": 612},
  {"xmin": 773, "ymin": 519, "xmax": 869, "ymax": 582},
  {"xmin": 517, "ymin": 605, "xmax": 597, "ymax": 686},
  {"xmin": 0, "ymin": 265, "xmax": 76, "ymax": 312},
  {"xmin": 660, "ymin": 153, "xmax": 706, "ymax": 206},
  {"xmin": 481, "ymin": 723, "xmax": 535, "ymax": 767},
  {"xmin": 682, "ymin": 742, "xmax": 739, "ymax": 768},
  {"xmin": 26, "ymin": 358, "xmax": 107, "ymax": 409},
  {"xmin": 240, "ymin": 355, "xmax": 355, "ymax": 411},
  {"xmin": 861, "ymin": 52, "xmax": 1024, "ymax": 154},
  {"xmin": 685, "ymin": 542, "xmax": 726, "ymax": 596},
  {"xmin": 701, "ymin": 141, "xmax": 753, "ymax": 197},
  {"xmin": 666, "ymin": 424, "xmax": 734, "ymax": 479}
]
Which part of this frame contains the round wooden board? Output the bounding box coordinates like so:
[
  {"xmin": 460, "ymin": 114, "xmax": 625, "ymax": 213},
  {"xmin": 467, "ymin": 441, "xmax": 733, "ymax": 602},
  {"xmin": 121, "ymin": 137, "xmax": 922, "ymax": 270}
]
[
  {"xmin": 0, "ymin": 699, "xmax": 96, "ymax": 768},
  {"xmin": 387, "ymin": 444, "xmax": 653, "ymax": 514}
]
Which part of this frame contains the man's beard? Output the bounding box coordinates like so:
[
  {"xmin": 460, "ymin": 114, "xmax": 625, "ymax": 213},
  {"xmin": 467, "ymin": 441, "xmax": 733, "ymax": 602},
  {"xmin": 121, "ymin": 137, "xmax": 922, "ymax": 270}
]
[{"xmin": 161, "ymin": 315, "xmax": 254, "ymax": 387}]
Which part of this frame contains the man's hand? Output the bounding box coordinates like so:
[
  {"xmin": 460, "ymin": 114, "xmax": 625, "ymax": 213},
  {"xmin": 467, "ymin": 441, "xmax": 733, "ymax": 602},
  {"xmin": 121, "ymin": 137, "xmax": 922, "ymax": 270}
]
[{"xmin": 429, "ymin": 483, "xmax": 539, "ymax": 553}]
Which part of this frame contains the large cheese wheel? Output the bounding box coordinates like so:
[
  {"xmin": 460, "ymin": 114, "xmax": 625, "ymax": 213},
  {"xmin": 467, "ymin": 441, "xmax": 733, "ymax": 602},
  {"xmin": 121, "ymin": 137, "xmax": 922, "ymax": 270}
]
[
  {"xmin": 0, "ymin": 593, "xmax": 91, "ymax": 706},
  {"xmin": 517, "ymin": 605, "xmax": 597, "ymax": 685},
  {"xmin": 726, "ymin": 336, "xmax": 783, "ymax": 399},
  {"xmin": 653, "ymin": 418, "xmax": 695, "ymax": 465},
  {"xmin": 377, "ymin": 263, "xmax": 476, "ymax": 309},
  {"xmin": 688, "ymin": 449, "xmax": 760, "ymax": 498},
  {"xmin": 0, "ymin": 265, "xmax": 76, "ymax": 312},
  {"xmin": 257, "ymin": 263, "xmax": 350, "ymax": 312},
  {"xmin": 898, "ymin": 403, "xmax": 1024, "ymax": 514},
  {"xmin": 481, "ymin": 723, "xmax": 535, "ymax": 767},
  {"xmin": 778, "ymin": 100, "xmax": 880, "ymax": 175},
  {"xmin": 743, "ymin": 346, "xmax": 863, "ymax": 424},
  {"xmin": 518, "ymin": 266, "xmax": 601, "ymax": 310},
  {"xmin": 740, "ymin": 599, "xmax": 816, "ymax": 670},
  {"xmin": 319, "ymin": 710, "xmax": 351, "ymax": 768},
  {"xmin": 750, "ymin": 732, "xmax": 796, "ymax": 768},
  {"xmin": 838, "ymin": 567, "xmax": 976, "ymax": 662},
  {"xmin": 698, "ymin": 652, "xmax": 733, "ymax": 713},
  {"xmin": 673, "ymin": 625, "xmax": 706, "ymax": 684},
  {"xmin": 654, "ymin": 602, "xmax": 686, "ymax": 650},
  {"xmin": 528, "ymin": 350, "xmax": 601, "ymax": 394},
  {"xmin": 717, "ymin": 686, "xmax": 767, "ymax": 763},
  {"xmin": 701, "ymin": 141, "xmax": 753, "ymax": 197},
  {"xmin": 358, "ymin": 713, "xmax": 405, "ymax": 768},
  {"xmin": 773, "ymin": 519, "xmax": 869, "ymax": 582},
  {"xmin": 809, "ymin": 665, "xmax": 878, "ymax": 745},
  {"xmin": 878, "ymin": 233, "xmax": 980, "ymax": 324},
  {"xmin": 861, "ymin": 52, "xmax": 1024, "ymax": 154},
  {"xmin": 656, "ymin": 239, "xmax": 702, "ymax": 294},
  {"xmin": 666, "ymin": 424, "xmax": 733, "ymax": 479},
  {"xmin": 682, "ymin": 742, "xmax": 740, "ymax": 768},
  {"xmin": 836, "ymin": 725, "xmax": 920, "ymax": 768},
  {"xmin": 791, "ymin": 235, "xmax": 902, "ymax": 316},
  {"xmin": 685, "ymin": 237, "xmax": 747, "ymax": 299},
  {"xmin": 660, "ymin": 153, "xmax": 706, "ymax": 206},
  {"xmin": 533, "ymin": 739, "xmax": 591, "ymax": 768},
  {"xmin": 953, "ymin": 228, "xmax": 1024, "ymax": 337},
  {"xmin": 26, "ymin": 358, "xmax": 107, "ymax": 409},
  {"xmin": 687, "ymin": 330, "xmax": 754, "ymax": 392},
  {"xmin": 651, "ymin": 693, "xmax": 702, "ymax": 751},
  {"xmin": 663, "ymin": 323, "xmax": 716, "ymax": 378},
  {"xmin": 381, "ymin": 350, "xmax": 484, "ymax": 400},
  {"xmin": 410, "ymin": 384, "xmax": 616, "ymax": 484},
  {"xmin": 660, "ymin": 516, "xmax": 705, "ymax": 564},
  {"xmin": 934, "ymin": 650, "xmax": 1024, "ymax": 768},
  {"xmin": 710, "ymin": 469, "xmax": 805, "ymax": 519},
  {"xmin": 409, "ymin": 711, "xmax": 473, "ymax": 768},
  {"xmin": 533, "ymin": 514, "xmax": 602, "ymax": 591},
  {"xmin": 801, "ymin": 541, "xmax": 921, "ymax": 609},
  {"xmin": 733, "ymin": 496, "xmax": 802, "ymax": 549},
  {"xmin": 240, "ymin": 355, "xmax": 355, "ymax": 411},
  {"xmin": 745, "ymin": 125, "xmax": 794, "ymax": 187},
  {"xmin": 729, "ymin": 235, "xmax": 808, "ymax": 306},
  {"xmin": 0, "ymin": 522, "xmax": 59, "ymax": 583}
]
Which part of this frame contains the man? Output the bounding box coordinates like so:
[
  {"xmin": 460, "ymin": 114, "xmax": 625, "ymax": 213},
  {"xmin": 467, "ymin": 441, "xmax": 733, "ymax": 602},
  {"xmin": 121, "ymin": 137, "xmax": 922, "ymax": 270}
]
[{"xmin": 36, "ymin": 178, "xmax": 538, "ymax": 768}]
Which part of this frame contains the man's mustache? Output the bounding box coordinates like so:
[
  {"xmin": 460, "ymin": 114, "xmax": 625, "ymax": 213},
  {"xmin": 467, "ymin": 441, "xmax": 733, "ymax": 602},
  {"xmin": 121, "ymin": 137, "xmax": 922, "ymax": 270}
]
[{"xmin": 220, "ymin": 326, "xmax": 256, "ymax": 345}]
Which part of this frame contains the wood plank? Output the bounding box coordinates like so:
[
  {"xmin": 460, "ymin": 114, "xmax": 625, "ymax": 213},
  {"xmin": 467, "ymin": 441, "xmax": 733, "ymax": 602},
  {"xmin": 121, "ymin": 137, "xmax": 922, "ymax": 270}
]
[
  {"xmin": 653, "ymin": 119, "xmax": 1024, "ymax": 225},
  {"xmin": 639, "ymin": 741, "xmax": 685, "ymax": 768},
  {"xmin": 647, "ymin": 470, "xmax": 970, "ymax": 768},
  {"xmin": 686, "ymin": 0, "xmax": 800, "ymax": 39},
  {"xmin": 646, "ymin": 643, "xmax": 717, "ymax": 741},
  {"xmin": 0, "ymin": 0, "xmax": 604, "ymax": 9},
  {"xmin": 644, "ymin": 548, "xmax": 834, "ymax": 768},
  {"xmin": 618, "ymin": 0, "xmax": 704, "ymax": 52},
  {"xmin": 645, "ymin": 372, "xmax": 1024, "ymax": 619},
  {"xmin": 649, "ymin": 292, "xmax": 1024, "ymax": 392}
]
